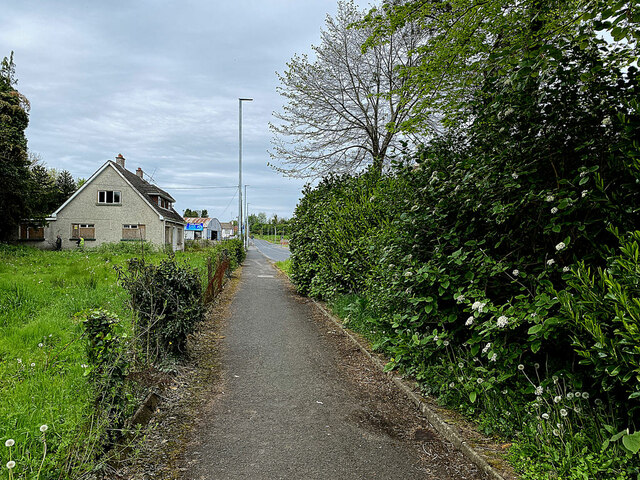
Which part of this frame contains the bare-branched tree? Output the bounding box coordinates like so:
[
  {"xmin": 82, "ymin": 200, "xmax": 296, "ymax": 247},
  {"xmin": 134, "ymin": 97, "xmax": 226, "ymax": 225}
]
[{"xmin": 269, "ymin": 0, "xmax": 430, "ymax": 178}]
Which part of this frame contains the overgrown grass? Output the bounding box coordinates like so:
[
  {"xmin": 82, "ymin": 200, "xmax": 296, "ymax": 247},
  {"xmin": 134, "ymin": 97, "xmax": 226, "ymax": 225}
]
[
  {"xmin": 274, "ymin": 259, "xmax": 291, "ymax": 276},
  {"xmin": 0, "ymin": 241, "xmax": 239, "ymax": 478}
]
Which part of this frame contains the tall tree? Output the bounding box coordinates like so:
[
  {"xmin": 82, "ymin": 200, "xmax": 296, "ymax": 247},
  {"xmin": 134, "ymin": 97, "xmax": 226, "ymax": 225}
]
[
  {"xmin": 55, "ymin": 169, "xmax": 77, "ymax": 206},
  {"xmin": 0, "ymin": 52, "xmax": 31, "ymax": 240},
  {"xmin": 269, "ymin": 0, "xmax": 430, "ymax": 178},
  {"xmin": 362, "ymin": 0, "xmax": 638, "ymax": 129}
]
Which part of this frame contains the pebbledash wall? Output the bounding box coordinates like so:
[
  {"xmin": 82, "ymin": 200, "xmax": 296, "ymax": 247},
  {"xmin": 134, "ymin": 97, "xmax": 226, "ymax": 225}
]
[{"xmin": 37, "ymin": 159, "xmax": 185, "ymax": 251}]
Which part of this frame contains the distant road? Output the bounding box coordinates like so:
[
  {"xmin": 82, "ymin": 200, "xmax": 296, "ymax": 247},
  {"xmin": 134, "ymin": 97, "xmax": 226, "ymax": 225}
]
[{"xmin": 252, "ymin": 238, "xmax": 291, "ymax": 262}]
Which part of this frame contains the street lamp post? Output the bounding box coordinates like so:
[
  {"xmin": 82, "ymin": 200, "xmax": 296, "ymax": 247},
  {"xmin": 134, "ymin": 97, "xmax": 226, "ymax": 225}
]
[
  {"xmin": 244, "ymin": 185, "xmax": 249, "ymax": 248},
  {"xmin": 238, "ymin": 97, "xmax": 253, "ymax": 246}
]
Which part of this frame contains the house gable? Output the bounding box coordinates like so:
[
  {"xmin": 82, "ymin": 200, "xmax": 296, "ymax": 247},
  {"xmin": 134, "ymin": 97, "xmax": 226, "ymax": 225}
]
[{"xmin": 46, "ymin": 158, "xmax": 184, "ymax": 250}]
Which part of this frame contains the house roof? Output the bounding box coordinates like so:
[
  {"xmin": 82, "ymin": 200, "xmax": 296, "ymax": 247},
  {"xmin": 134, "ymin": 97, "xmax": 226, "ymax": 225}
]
[
  {"xmin": 184, "ymin": 217, "xmax": 212, "ymax": 225},
  {"xmin": 51, "ymin": 159, "xmax": 184, "ymax": 225},
  {"xmin": 111, "ymin": 161, "xmax": 185, "ymax": 224}
]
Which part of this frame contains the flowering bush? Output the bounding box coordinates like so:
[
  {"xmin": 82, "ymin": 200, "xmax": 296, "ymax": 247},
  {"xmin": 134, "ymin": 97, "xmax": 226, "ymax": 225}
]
[{"xmin": 288, "ymin": 29, "xmax": 640, "ymax": 478}]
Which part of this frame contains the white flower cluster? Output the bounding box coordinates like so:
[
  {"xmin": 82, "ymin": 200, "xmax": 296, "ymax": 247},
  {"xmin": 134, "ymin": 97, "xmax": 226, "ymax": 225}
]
[
  {"xmin": 482, "ymin": 342, "xmax": 492, "ymax": 353},
  {"xmin": 555, "ymin": 242, "xmax": 566, "ymax": 251},
  {"xmin": 497, "ymin": 316, "xmax": 509, "ymax": 328},
  {"xmin": 465, "ymin": 316, "xmax": 474, "ymax": 326},
  {"xmin": 512, "ymin": 269, "xmax": 519, "ymax": 277},
  {"xmin": 471, "ymin": 301, "xmax": 486, "ymax": 312}
]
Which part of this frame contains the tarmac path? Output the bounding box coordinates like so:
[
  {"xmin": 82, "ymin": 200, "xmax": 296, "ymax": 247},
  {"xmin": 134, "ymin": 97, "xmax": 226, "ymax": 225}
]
[{"xmin": 185, "ymin": 247, "xmax": 485, "ymax": 480}]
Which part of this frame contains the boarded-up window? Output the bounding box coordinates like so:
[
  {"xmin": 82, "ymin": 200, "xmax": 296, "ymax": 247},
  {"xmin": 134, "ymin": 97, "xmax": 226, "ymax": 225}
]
[
  {"xmin": 72, "ymin": 224, "xmax": 95, "ymax": 239},
  {"xmin": 122, "ymin": 224, "xmax": 146, "ymax": 240},
  {"xmin": 177, "ymin": 228, "xmax": 183, "ymax": 245},
  {"xmin": 165, "ymin": 226, "xmax": 173, "ymax": 244},
  {"xmin": 19, "ymin": 224, "xmax": 44, "ymax": 240}
]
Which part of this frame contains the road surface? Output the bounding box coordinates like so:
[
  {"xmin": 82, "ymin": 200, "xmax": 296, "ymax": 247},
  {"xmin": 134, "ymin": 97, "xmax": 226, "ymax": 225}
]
[
  {"xmin": 185, "ymin": 248, "xmax": 486, "ymax": 479},
  {"xmin": 252, "ymin": 238, "xmax": 291, "ymax": 262}
]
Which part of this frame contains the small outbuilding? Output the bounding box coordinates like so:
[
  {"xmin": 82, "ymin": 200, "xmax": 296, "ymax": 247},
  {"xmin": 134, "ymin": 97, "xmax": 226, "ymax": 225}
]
[{"xmin": 183, "ymin": 217, "xmax": 222, "ymax": 241}]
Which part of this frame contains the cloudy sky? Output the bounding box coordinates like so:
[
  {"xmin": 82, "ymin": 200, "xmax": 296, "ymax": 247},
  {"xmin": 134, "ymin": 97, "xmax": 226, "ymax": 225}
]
[{"xmin": 1, "ymin": 0, "xmax": 372, "ymax": 222}]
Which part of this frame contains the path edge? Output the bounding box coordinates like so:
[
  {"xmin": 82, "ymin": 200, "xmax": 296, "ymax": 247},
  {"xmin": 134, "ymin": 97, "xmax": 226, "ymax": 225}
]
[{"xmin": 311, "ymin": 298, "xmax": 507, "ymax": 480}]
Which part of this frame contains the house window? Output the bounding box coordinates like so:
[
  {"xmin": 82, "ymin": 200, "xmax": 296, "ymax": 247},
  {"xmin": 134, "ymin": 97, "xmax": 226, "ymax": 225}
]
[
  {"xmin": 72, "ymin": 224, "xmax": 95, "ymax": 239},
  {"xmin": 156, "ymin": 197, "xmax": 172, "ymax": 209},
  {"xmin": 98, "ymin": 190, "xmax": 121, "ymax": 204},
  {"xmin": 177, "ymin": 228, "xmax": 183, "ymax": 245},
  {"xmin": 122, "ymin": 224, "xmax": 146, "ymax": 240},
  {"xmin": 19, "ymin": 224, "xmax": 44, "ymax": 240}
]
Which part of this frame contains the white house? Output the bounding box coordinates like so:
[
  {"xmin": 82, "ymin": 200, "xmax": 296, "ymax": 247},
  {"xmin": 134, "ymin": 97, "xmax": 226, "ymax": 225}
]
[{"xmin": 17, "ymin": 154, "xmax": 186, "ymax": 251}]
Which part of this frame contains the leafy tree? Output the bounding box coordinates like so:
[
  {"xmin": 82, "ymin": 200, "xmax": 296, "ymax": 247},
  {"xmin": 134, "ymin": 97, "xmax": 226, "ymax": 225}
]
[
  {"xmin": 200, "ymin": 208, "xmax": 208, "ymax": 218},
  {"xmin": 183, "ymin": 208, "xmax": 199, "ymax": 218},
  {"xmin": 363, "ymin": 0, "xmax": 638, "ymax": 130},
  {"xmin": 270, "ymin": 0, "xmax": 430, "ymax": 178},
  {"xmin": 0, "ymin": 52, "xmax": 31, "ymax": 240}
]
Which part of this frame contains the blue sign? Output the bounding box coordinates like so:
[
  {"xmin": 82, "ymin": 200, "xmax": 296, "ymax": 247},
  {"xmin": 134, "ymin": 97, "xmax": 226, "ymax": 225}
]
[{"xmin": 185, "ymin": 223, "xmax": 203, "ymax": 231}]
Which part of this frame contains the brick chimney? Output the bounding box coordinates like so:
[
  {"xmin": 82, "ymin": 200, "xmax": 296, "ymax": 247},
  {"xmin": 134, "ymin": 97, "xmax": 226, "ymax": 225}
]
[
  {"xmin": 136, "ymin": 167, "xmax": 143, "ymax": 179},
  {"xmin": 115, "ymin": 154, "xmax": 125, "ymax": 168}
]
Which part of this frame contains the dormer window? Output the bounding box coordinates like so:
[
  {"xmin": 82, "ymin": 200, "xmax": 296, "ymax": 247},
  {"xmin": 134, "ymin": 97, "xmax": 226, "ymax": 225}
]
[
  {"xmin": 98, "ymin": 190, "xmax": 121, "ymax": 204},
  {"xmin": 156, "ymin": 197, "xmax": 171, "ymax": 209}
]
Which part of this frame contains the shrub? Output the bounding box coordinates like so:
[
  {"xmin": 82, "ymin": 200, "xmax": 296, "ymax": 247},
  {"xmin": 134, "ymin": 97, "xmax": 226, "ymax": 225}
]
[{"xmin": 116, "ymin": 255, "xmax": 204, "ymax": 359}]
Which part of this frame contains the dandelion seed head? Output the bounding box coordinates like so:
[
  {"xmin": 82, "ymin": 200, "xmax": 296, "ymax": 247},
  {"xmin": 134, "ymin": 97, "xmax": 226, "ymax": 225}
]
[
  {"xmin": 518, "ymin": 364, "xmax": 525, "ymax": 371},
  {"xmin": 535, "ymin": 386, "xmax": 544, "ymax": 396},
  {"xmin": 38, "ymin": 343, "xmax": 43, "ymax": 348},
  {"xmin": 541, "ymin": 413, "xmax": 550, "ymax": 420},
  {"xmin": 449, "ymin": 382, "xmax": 455, "ymax": 388},
  {"xmin": 477, "ymin": 378, "xmax": 484, "ymax": 384},
  {"xmin": 40, "ymin": 425, "xmax": 48, "ymax": 433},
  {"xmin": 553, "ymin": 429, "xmax": 560, "ymax": 436},
  {"xmin": 582, "ymin": 392, "xmax": 589, "ymax": 399},
  {"xmin": 6, "ymin": 461, "xmax": 15, "ymax": 469},
  {"xmin": 30, "ymin": 363, "xmax": 35, "ymax": 367},
  {"xmin": 5, "ymin": 439, "xmax": 14, "ymax": 447},
  {"xmin": 560, "ymin": 409, "xmax": 568, "ymax": 417},
  {"xmin": 554, "ymin": 395, "xmax": 562, "ymax": 403},
  {"xmin": 458, "ymin": 362, "xmax": 464, "ymax": 369},
  {"xmin": 443, "ymin": 340, "xmax": 450, "ymax": 347}
]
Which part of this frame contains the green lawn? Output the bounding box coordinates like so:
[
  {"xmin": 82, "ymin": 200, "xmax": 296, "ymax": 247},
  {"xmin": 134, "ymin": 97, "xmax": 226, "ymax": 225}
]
[{"xmin": 0, "ymin": 243, "xmax": 216, "ymax": 478}]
